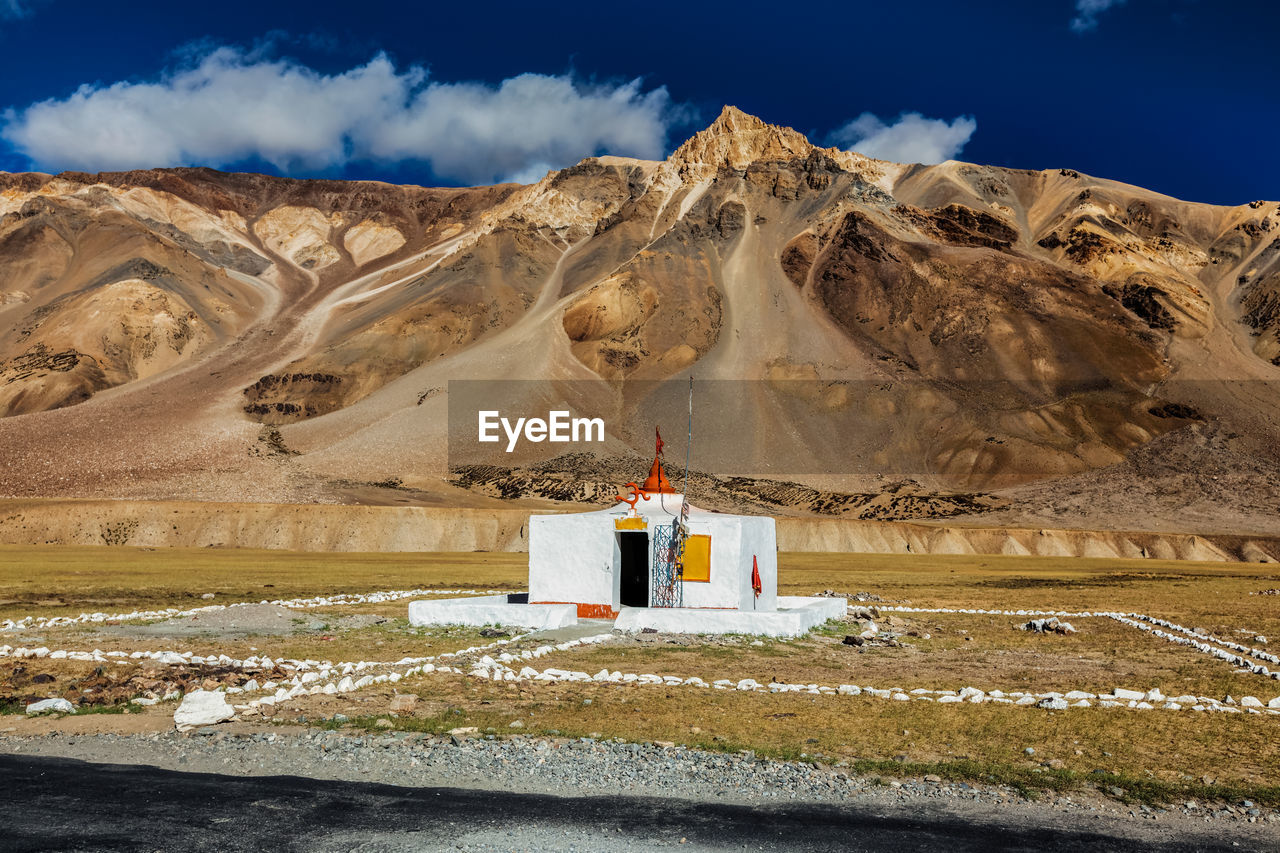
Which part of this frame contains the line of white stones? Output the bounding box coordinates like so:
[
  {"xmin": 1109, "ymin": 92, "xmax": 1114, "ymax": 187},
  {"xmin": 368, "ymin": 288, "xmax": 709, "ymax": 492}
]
[
  {"xmin": 0, "ymin": 642, "xmax": 438, "ymax": 673},
  {"xmin": 240, "ymin": 635, "xmax": 608, "ymax": 713},
  {"xmin": 9, "ymin": 627, "xmax": 1280, "ymax": 718},
  {"xmin": 0, "ymin": 588, "xmax": 516, "ymax": 631},
  {"xmin": 460, "ymin": 648, "xmax": 1280, "ymax": 716},
  {"xmin": 874, "ymin": 605, "xmax": 1279, "ymax": 680},
  {"xmin": 9, "ymin": 596, "xmax": 1280, "ymax": 717},
  {"xmin": 1103, "ymin": 614, "xmax": 1278, "ymax": 680},
  {"xmin": 0, "ymin": 633, "xmax": 608, "ymax": 713},
  {"xmin": 1118, "ymin": 613, "xmax": 1280, "ymax": 666}
]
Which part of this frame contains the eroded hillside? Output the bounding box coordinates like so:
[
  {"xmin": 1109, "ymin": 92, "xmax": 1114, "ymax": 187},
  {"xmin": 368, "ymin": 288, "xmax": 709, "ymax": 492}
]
[{"xmin": 1, "ymin": 108, "xmax": 1278, "ymax": 534}]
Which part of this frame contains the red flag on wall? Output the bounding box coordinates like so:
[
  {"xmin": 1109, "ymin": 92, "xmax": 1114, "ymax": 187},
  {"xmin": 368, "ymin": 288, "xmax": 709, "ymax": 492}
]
[{"xmin": 751, "ymin": 555, "xmax": 762, "ymax": 598}]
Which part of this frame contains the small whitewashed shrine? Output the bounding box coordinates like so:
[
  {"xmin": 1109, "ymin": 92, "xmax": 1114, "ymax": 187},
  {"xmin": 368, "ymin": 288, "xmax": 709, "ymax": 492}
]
[{"xmin": 409, "ymin": 433, "xmax": 842, "ymax": 636}]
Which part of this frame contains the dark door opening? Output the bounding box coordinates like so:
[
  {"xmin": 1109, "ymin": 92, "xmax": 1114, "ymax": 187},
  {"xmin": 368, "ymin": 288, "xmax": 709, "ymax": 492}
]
[{"xmin": 619, "ymin": 532, "xmax": 649, "ymax": 608}]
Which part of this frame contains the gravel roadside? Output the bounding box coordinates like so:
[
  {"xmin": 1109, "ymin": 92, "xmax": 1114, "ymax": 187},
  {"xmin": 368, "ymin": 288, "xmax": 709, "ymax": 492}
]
[{"xmin": 3, "ymin": 728, "xmax": 1276, "ymax": 851}]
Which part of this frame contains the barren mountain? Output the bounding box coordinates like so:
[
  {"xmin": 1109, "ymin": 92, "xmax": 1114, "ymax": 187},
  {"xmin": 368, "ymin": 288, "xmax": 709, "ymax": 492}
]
[{"xmin": 1, "ymin": 107, "xmax": 1278, "ymax": 535}]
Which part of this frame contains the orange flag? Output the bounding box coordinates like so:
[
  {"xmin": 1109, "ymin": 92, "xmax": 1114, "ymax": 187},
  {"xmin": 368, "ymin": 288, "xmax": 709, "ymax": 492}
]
[
  {"xmin": 751, "ymin": 555, "xmax": 762, "ymax": 597},
  {"xmin": 656, "ymin": 426, "xmax": 664, "ymax": 457}
]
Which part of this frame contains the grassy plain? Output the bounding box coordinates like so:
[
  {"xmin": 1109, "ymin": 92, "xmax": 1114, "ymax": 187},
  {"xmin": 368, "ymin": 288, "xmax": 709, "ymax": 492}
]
[
  {"xmin": 2, "ymin": 545, "xmax": 1279, "ymax": 806},
  {"xmin": 0, "ymin": 546, "xmax": 525, "ymax": 619}
]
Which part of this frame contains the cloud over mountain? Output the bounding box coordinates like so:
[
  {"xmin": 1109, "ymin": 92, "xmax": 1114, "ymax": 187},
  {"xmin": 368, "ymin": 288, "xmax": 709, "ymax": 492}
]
[
  {"xmin": 0, "ymin": 47, "xmax": 675, "ymax": 184},
  {"xmin": 1, "ymin": 43, "xmax": 984, "ymax": 181},
  {"xmin": 829, "ymin": 111, "xmax": 977, "ymax": 165}
]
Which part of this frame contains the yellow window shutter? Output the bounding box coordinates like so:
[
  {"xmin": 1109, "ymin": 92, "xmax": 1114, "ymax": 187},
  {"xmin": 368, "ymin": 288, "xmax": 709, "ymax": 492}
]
[{"xmin": 680, "ymin": 534, "xmax": 711, "ymax": 582}]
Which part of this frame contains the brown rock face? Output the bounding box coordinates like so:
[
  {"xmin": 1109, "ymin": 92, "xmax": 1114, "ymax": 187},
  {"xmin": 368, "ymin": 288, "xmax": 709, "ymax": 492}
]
[
  {"xmin": 0, "ymin": 108, "xmax": 1278, "ymax": 535},
  {"xmin": 669, "ymin": 106, "xmax": 818, "ymax": 179}
]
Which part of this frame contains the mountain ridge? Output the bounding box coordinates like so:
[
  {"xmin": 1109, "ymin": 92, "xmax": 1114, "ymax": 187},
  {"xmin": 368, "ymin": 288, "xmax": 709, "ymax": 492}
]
[{"xmin": 1, "ymin": 107, "xmax": 1278, "ymax": 534}]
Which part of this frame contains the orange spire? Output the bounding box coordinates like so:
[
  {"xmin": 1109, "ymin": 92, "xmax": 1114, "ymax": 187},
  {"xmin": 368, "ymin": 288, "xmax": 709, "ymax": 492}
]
[
  {"xmin": 642, "ymin": 456, "xmax": 676, "ymax": 494},
  {"xmin": 642, "ymin": 426, "xmax": 677, "ymax": 494}
]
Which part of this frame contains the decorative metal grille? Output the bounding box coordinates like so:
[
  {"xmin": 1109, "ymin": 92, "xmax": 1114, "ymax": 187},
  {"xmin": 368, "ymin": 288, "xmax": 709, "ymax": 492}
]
[{"xmin": 650, "ymin": 521, "xmax": 684, "ymax": 608}]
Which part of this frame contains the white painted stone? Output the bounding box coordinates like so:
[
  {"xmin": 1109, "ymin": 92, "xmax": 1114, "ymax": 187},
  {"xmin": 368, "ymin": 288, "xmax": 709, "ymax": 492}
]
[
  {"xmin": 173, "ymin": 690, "xmax": 234, "ymax": 729},
  {"xmin": 1113, "ymin": 688, "xmax": 1144, "ymax": 701},
  {"xmin": 1240, "ymin": 696, "xmax": 1263, "ymax": 708},
  {"xmin": 26, "ymin": 698, "xmax": 74, "ymax": 715}
]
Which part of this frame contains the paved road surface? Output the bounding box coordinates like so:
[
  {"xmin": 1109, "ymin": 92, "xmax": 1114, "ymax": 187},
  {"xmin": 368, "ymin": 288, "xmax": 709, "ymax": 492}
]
[{"xmin": 0, "ymin": 755, "xmax": 1253, "ymax": 852}]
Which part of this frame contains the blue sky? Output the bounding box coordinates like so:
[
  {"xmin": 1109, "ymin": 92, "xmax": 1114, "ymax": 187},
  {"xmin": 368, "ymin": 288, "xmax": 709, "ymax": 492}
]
[{"xmin": 0, "ymin": 0, "xmax": 1276, "ymax": 204}]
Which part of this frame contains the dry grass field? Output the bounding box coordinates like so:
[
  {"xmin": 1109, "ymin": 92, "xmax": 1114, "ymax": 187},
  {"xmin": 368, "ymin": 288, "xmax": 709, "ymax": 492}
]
[
  {"xmin": 554, "ymin": 615, "xmax": 1271, "ymax": 700},
  {"xmin": 0, "ymin": 546, "xmax": 525, "ymax": 618},
  {"xmin": 2, "ymin": 545, "xmax": 1279, "ymax": 806}
]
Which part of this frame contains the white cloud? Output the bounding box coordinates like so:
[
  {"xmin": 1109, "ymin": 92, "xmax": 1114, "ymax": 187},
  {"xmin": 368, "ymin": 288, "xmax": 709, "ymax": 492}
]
[
  {"xmin": 366, "ymin": 74, "xmax": 673, "ymax": 184},
  {"xmin": 0, "ymin": 47, "xmax": 675, "ymax": 184},
  {"xmin": 1070, "ymin": 0, "xmax": 1126, "ymax": 33},
  {"xmin": 829, "ymin": 112, "xmax": 977, "ymax": 165},
  {"xmin": 1, "ymin": 0, "xmax": 31, "ymax": 19}
]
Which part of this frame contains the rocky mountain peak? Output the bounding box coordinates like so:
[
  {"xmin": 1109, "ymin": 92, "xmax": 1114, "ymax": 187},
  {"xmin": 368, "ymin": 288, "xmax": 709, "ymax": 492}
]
[{"xmin": 668, "ymin": 105, "xmax": 817, "ymax": 179}]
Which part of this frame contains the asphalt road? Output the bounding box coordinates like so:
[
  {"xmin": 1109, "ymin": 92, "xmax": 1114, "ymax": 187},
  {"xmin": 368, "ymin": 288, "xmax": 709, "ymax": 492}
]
[{"xmin": 0, "ymin": 755, "xmax": 1253, "ymax": 852}]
